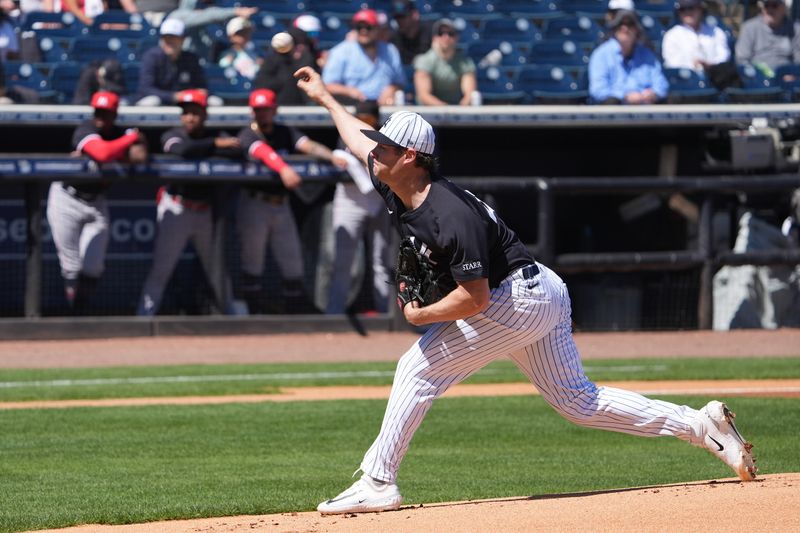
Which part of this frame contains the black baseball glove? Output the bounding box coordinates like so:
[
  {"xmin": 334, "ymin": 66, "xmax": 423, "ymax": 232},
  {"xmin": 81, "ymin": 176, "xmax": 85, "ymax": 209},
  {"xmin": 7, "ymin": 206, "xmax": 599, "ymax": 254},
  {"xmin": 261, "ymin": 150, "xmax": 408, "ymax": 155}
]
[{"xmin": 395, "ymin": 237, "xmax": 457, "ymax": 308}]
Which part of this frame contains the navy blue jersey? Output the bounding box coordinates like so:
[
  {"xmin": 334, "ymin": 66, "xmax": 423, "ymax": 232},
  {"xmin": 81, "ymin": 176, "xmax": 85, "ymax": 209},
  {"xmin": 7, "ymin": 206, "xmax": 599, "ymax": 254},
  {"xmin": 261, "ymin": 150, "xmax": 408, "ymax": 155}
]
[
  {"xmin": 66, "ymin": 119, "xmax": 129, "ymax": 196},
  {"xmin": 368, "ymin": 155, "xmax": 533, "ymax": 288},
  {"xmin": 237, "ymin": 123, "xmax": 306, "ymax": 194},
  {"xmin": 161, "ymin": 127, "xmax": 239, "ymax": 202}
]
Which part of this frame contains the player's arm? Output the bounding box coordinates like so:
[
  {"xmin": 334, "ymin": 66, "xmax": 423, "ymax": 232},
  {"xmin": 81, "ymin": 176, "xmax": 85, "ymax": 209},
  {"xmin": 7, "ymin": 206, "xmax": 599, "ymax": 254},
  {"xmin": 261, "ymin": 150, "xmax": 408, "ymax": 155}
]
[
  {"xmin": 79, "ymin": 130, "xmax": 141, "ymax": 163},
  {"xmin": 296, "ymin": 136, "xmax": 348, "ymax": 168},
  {"xmin": 294, "ymin": 66, "xmax": 376, "ymax": 166},
  {"xmin": 403, "ymin": 278, "xmax": 490, "ymax": 326}
]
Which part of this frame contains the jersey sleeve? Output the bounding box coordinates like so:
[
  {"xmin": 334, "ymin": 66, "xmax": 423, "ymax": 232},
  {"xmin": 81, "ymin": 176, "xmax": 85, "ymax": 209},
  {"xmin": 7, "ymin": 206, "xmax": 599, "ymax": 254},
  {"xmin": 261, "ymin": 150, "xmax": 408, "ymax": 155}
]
[
  {"xmin": 72, "ymin": 121, "xmax": 100, "ymax": 151},
  {"xmin": 445, "ymin": 198, "xmax": 491, "ymax": 283},
  {"xmin": 287, "ymin": 126, "xmax": 308, "ymax": 151},
  {"xmin": 237, "ymin": 127, "xmax": 261, "ymax": 155}
]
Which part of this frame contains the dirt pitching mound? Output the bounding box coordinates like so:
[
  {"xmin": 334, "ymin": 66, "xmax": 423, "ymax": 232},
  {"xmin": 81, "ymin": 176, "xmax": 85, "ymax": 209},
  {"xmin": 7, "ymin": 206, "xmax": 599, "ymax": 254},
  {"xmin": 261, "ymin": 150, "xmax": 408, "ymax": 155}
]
[{"xmin": 41, "ymin": 473, "xmax": 799, "ymax": 533}]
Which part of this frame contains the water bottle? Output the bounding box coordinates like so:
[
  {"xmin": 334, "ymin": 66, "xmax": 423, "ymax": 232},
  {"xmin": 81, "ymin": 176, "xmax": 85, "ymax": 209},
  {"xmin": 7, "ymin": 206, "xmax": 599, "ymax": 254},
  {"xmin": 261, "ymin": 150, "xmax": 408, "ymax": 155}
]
[
  {"xmin": 470, "ymin": 91, "xmax": 482, "ymax": 106},
  {"xmin": 394, "ymin": 89, "xmax": 406, "ymax": 106}
]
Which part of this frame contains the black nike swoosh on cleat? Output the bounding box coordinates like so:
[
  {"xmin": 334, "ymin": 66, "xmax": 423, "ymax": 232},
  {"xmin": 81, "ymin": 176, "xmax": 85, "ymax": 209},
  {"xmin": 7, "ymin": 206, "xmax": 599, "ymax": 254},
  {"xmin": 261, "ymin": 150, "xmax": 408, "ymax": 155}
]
[{"xmin": 709, "ymin": 436, "xmax": 724, "ymax": 451}]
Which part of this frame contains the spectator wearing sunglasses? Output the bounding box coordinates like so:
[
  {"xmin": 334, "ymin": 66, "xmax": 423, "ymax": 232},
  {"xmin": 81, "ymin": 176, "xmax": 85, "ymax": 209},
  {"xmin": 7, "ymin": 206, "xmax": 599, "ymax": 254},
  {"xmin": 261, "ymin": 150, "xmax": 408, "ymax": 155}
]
[
  {"xmin": 321, "ymin": 8, "xmax": 407, "ymax": 106},
  {"xmin": 413, "ymin": 18, "xmax": 477, "ymax": 106},
  {"xmin": 588, "ymin": 9, "xmax": 669, "ymax": 104},
  {"xmin": 736, "ymin": 0, "xmax": 800, "ymax": 78}
]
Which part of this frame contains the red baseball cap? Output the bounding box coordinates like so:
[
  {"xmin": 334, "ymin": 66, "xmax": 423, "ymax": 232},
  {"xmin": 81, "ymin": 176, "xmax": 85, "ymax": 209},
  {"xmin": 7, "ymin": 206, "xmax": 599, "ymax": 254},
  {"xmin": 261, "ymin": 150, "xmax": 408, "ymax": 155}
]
[
  {"xmin": 352, "ymin": 8, "xmax": 378, "ymax": 26},
  {"xmin": 177, "ymin": 89, "xmax": 208, "ymax": 108},
  {"xmin": 91, "ymin": 91, "xmax": 119, "ymax": 112},
  {"xmin": 249, "ymin": 89, "xmax": 277, "ymax": 109}
]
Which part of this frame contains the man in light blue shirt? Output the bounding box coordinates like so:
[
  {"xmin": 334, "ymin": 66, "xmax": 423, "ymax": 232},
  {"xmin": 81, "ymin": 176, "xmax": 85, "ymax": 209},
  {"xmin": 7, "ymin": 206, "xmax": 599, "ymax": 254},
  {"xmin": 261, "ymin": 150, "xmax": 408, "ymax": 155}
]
[
  {"xmin": 589, "ymin": 10, "xmax": 669, "ymax": 104},
  {"xmin": 322, "ymin": 8, "xmax": 407, "ymax": 106}
]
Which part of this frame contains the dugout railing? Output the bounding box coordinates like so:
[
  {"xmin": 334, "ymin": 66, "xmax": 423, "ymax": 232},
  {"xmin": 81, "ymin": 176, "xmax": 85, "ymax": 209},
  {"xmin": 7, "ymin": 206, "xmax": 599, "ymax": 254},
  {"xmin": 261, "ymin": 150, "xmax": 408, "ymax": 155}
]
[{"xmin": 2, "ymin": 156, "xmax": 800, "ymax": 338}]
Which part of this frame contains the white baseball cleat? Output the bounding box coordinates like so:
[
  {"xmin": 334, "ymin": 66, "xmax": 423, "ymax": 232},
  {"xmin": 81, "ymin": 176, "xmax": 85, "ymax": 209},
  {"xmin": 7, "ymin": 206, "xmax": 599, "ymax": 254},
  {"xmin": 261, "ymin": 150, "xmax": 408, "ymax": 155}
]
[
  {"xmin": 317, "ymin": 474, "xmax": 403, "ymax": 514},
  {"xmin": 693, "ymin": 400, "xmax": 757, "ymax": 481}
]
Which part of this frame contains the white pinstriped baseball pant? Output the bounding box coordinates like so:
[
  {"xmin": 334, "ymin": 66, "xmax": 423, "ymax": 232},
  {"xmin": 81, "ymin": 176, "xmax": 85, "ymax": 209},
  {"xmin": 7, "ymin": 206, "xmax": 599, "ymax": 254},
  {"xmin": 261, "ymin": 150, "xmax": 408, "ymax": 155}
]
[{"xmin": 361, "ymin": 263, "xmax": 700, "ymax": 483}]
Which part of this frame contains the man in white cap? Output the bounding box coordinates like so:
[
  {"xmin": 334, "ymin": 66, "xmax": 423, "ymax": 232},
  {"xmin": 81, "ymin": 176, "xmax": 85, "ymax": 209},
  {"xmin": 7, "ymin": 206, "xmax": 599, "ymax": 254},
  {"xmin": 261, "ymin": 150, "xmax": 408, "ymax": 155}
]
[
  {"xmin": 136, "ymin": 18, "xmax": 207, "ymax": 106},
  {"xmin": 294, "ymin": 65, "xmax": 756, "ymax": 514}
]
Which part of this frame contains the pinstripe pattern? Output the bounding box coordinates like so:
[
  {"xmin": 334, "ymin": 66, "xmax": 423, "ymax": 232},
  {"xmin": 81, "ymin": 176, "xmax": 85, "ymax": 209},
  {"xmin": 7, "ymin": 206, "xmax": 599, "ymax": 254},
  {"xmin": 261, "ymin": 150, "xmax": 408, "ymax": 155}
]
[
  {"xmin": 360, "ymin": 263, "xmax": 699, "ymax": 483},
  {"xmin": 379, "ymin": 112, "xmax": 435, "ymax": 154}
]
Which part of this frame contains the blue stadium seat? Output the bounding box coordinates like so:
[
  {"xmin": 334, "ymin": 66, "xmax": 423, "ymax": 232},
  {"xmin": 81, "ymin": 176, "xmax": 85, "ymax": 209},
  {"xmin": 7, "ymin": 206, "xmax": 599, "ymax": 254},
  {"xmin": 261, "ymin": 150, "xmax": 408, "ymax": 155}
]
[
  {"xmin": 467, "ymin": 40, "xmax": 528, "ymax": 69},
  {"xmin": 480, "ymin": 17, "xmax": 543, "ymax": 52},
  {"xmin": 205, "ymin": 65, "xmax": 254, "ymax": 104},
  {"xmin": 309, "ymin": 0, "xmax": 357, "ymax": 18},
  {"xmin": 775, "ymin": 64, "xmax": 800, "ymax": 102},
  {"xmin": 527, "ymin": 39, "xmax": 590, "ymax": 71},
  {"xmin": 637, "ymin": 2, "xmax": 675, "ymax": 27},
  {"xmin": 516, "ymin": 64, "xmax": 588, "ymax": 104},
  {"xmin": 639, "ymin": 14, "xmax": 666, "ymax": 46},
  {"xmin": 21, "ymin": 11, "xmax": 84, "ymax": 38},
  {"xmin": 223, "ymin": 0, "xmax": 306, "ymax": 22},
  {"xmin": 663, "ymin": 67, "xmax": 719, "ymax": 103},
  {"xmin": 723, "ymin": 64, "xmax": 785, "ymax": 103},
  {"xmin": 37, "ymin": 35, "xmax": 74, "ymax": 63},
  {"xmin": 88, "ymin": 11, "xmax": 157, "ymax": 39},
  {"xmin": 251, "ymin": 11, "xmax": 287, "ymax": 41},
  {"xmin": 475, "ymin": 65, "xmax": 526, "ymax": 104},
  {"xmin": 49, "ymin": 62, "xmax": 84, "ymax": 103},
  {"xmin": 544, "ymin": 15, "xmax": 605, "ymax": 44},
  {"xmin": 495, "ymin": 0, "xmax": 564, "ymax": 23},
  {"xmin": 122, "ymin": 62, "xmax": 141, "ymax": 97},
  {"xmin": 433, "ymin": 0, "xmax": 499, "ymax": 18},
  {"xmin": 3, "ymin": 62, "xmax": 58, "ymax": 101},
  {"xmin": 317, "ymin": 14, "xmax": 350, "ymax": 50},
  {"xmin": 562, "ymin": 0, "xmax": 606, "ymax": 15},
  {"xmin": 70, "ymin": 35, "xmax": 137, "ymax": 64}
]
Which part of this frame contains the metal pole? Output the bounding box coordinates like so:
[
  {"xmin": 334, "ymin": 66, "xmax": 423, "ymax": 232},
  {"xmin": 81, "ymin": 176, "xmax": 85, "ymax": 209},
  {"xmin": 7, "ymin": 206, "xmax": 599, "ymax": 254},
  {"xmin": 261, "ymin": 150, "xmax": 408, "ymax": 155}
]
[
  {"xmin": 697, "ymin": 195, "xmax": 714, "ymax": 330},
  {"xmin": 24, "ymin": 182, "xmax": 42, "ymax": 318}
]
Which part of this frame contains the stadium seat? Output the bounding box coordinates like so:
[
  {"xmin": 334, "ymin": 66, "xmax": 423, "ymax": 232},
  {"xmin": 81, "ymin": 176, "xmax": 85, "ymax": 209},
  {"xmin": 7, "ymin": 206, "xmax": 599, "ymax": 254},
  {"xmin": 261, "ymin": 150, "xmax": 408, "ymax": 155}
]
[
  {"xmin": 637, "ymin": 2, "xmax": 675, "ymax": 27},
  {"xmin": 527, "ymin": 39, "xmax": 590, "ymax": 71},
  {"xmin": 433, "ymin": 0, "xmax": 499, "ymax": 19},
  {"xmin": 561, "ymin": 0, "xmax": 606, "ymax": 16},
  {"xmin": 20, "ymin": 11, "xmax": 84, "ymax": 38},
  {"xmin": 639, "ymin": 14, "xmax": 666, "ymax": 47},
  {"xmin": 495, "ymin": 0, "xmax": 564, "ymax": 23},
  {"xmin": 475, "ymin": 65, "xmax": 526, "ymax": 104},
  {"xmin": 37, "ymin": 35, "xmax": 73, "ymax": 63},
  {"xmin": 88, "ymin": 11, "xmax": 157, "ymax": 39},
  {"xmin": 775, "ymin": 64, "xmax": 800, "ymax": 102},
  {"xmin": 468, "ymin": 40, "xmax": 527, "ymax": 69},
  {"xmin": 251, "ymin": 11, "xmax": 287, "ymax": 41},
  {"xmin": 317, "ymin": 14, "xmax": 350, "ymax": 50},
  {"xmin": 122, "ymin": 62, "xmax": 141, "ymax": 97},
  {"xmin": 544, "ymin": 15, "xmax": 605, "ymax": 44},
  {"xmin": 205, "ymin": 65, "xmax": 254, "ymax": 105},
  {"xmin": 723, "ymin": 64, "xmax": 785, "ymax": 103},
  {"xmin": 2, "ymin": 62, "xmax": 58, "ymax": 102},
  {"xmin": 309, "ymin": 0, "xmax": 358, "ymax": 18},
  {"xmin": 480, "ymin": 18, "xmax": 543, "ymax": 52},
  {"xmin": 516, "ymin": 64, "xmax": 588, "ymax": 104},
  {"xmin": 224, "ymin": 0, "xmax": 306, "ymax": 22},
  {"xmin": 70, "ymin": 35, "xmax": 137, "ymax": 64},
  {"xmin": 49, "ymin": 62, "xmax": 84, "ymax": 103},
  {"xmin": 663, "ymin": 67, "xmax": 719, "ymax": 104}
]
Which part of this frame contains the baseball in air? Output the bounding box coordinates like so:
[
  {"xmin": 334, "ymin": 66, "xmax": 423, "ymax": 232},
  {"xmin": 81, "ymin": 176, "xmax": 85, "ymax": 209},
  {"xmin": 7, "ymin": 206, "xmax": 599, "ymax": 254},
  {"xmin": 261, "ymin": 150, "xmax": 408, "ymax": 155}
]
[{"xmin": 271, "ymin": 32, "xmax": 294, "ymax": 54}]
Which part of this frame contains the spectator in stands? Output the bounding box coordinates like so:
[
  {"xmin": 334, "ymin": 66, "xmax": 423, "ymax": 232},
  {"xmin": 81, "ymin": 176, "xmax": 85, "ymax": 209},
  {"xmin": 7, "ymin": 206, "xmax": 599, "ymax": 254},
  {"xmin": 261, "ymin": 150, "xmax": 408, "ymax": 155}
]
[
  {"xmin": 735, "ymin": 0, "xmax": 800, "ymax": 78},
  {"xmin": 137, "ymin": 89, "xmax": 240, "ymax": 316},
  {"xmin": 782, "ymin": 188, "xmax": 800, "ymax": 246},
  {"xmin": 0, "ymin": 0, "xmax": 20, "ymax": 62},
  {"xmin": 72, "ymin": 58, "xmax": 127, "ymax": 105},
  {"xmin": 217, "ymin": 16, "xmax": 262, "ymax": 80},
  {"xmin": 322, "ymin": 8, "xmax": 406, "ymax": 106},
  {"xmin": 662, "ymin": 0, "xmax": 731, "ymax": 72},
  {"xmin": 19, "ymin": 0, "xmax": 54, "ymax": 15},
  {"xmin": 413, "ymin": 17, "xmax": 477, "ymax": 106},
  {"xmin": 291, "ymin": 14, "xmax": 324, "ymax": 69},
  {"xmin": 325, "ymin": 100, "xmax": 392, "ymax": 315},
  {"xmin": 588, "ymin": 9, "xmax": 669, "ymax": 104},
  {"xmin": 135, "ymin": 0, "xmax": 179, "ymax": 28},
  {"xmin": 57, "ymin": 0, "xmax": 103, "ymax": 26},
  {"xmin": 136, "ymin": 18, "xmax": 206, "ymax": 106},
  {"xmin": 605, "ymin": 0, "xmax": 635, "ymax": 27},
  {"xmin": 254, "ymin": 31, "xmax": 317, "ymax": 105},
  {"xmin": 47, "ymin": 91, "xmax": 148, "ymax": 314},
  {"xmin": 234, "ymin": 88, "xmax": 346, "ymax": 314},
  {"xmin": 391, "ymin": 0, "xmax": 431, "ymax": 65},
  {"xmin": 164, "ymin": 0, "xmax": 256, "ymax": 61}
]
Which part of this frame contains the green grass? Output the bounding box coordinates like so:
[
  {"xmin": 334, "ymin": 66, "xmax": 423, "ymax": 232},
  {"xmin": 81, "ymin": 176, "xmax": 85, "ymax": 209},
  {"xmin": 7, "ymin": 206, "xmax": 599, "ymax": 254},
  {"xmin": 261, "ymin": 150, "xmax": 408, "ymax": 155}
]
[
  {"xmin": 0, "ymin": 395, "xmax": 797, "ymax": 533},
  {"xmin": 0, "ymin": 356, "xmax": 798, "ymax": 401}
]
